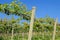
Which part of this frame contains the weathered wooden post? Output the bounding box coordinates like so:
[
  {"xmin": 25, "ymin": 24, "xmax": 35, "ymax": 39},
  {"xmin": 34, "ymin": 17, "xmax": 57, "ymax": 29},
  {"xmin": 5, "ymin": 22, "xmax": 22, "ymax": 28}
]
[
  {"xmin": 28, "ymin": 6, "xmax": 36, "ymax": 40},
  {"xmin": 22, "ymin": 32, "xmax": 24, "ymax": 40},
  {"xmin": 52, "ymin": 18, "xmax": 58, "ymax": 40},
  {"xmin": 11, "ymin": 25, "xmax": 14, "ymax": 40}
]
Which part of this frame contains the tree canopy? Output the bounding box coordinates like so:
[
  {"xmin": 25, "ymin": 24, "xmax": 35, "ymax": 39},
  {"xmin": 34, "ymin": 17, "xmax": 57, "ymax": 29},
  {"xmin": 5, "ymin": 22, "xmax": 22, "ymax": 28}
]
[{"xmin": 0, "ymin": 1, "xmax": 31, "ymax": 20}]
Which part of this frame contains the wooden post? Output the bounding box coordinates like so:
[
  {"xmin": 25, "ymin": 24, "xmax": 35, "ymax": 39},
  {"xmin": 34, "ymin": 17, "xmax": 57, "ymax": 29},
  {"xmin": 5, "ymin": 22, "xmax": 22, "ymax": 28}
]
[
  {"xmin": 11, "ymin": 26, "xmax": 14, "ymax": 40},
  {"xmin": 28, "ymin": 7, "xmax": 36, "ymax": 40},
  {"xmin": 22, "ymin": 32, "xmax": 24, "ymax": 40},
  {"xmin": 52, "ymin": 18, "xmax": 58, "ymax": 40},
  {"xmin": 42, "ymin": 26, "xmax": 44, "ymax": 40}
]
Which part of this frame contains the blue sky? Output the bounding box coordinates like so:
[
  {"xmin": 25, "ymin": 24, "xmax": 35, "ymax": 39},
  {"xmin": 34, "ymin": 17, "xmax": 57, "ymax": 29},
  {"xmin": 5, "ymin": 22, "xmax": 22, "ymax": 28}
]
[{"xmin": 0, "ymin": 0, "xmax": 60, "ymax": 22}]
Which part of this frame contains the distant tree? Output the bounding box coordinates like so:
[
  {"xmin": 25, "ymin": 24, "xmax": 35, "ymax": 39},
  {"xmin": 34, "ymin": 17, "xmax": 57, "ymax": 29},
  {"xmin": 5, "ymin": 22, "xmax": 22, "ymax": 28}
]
[
  {"xmin": 33, "ymin": 16, "xmax": 55, "ymax": 32},
  {"xmin": 0, "ymin": 17, "xmax": 21, "ymax": 33}
]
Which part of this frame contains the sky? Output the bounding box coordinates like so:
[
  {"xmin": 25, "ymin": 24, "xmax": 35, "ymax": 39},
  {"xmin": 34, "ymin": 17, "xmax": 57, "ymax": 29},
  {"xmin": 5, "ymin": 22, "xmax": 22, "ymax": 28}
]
[{"xmin": 0, "ymin": 0, "xmax": 60, "ymax": 22}]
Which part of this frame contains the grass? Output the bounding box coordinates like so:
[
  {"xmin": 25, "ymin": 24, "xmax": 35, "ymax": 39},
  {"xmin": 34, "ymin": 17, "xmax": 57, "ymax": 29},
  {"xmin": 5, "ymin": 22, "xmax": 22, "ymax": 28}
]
[{"xmin": 0, "ymin": 32, "xmax": 60, "ymax": 40}]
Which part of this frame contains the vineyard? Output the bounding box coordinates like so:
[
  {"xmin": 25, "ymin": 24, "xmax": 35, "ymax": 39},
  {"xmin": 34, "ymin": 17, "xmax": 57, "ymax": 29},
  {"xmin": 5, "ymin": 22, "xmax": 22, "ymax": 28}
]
[{"xmin": 0, "ymin": 0, "xmax": 60, "ymax": 40}]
